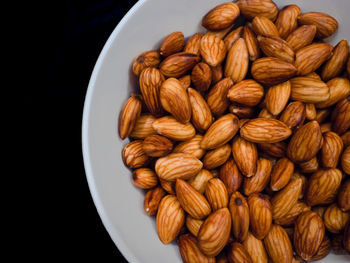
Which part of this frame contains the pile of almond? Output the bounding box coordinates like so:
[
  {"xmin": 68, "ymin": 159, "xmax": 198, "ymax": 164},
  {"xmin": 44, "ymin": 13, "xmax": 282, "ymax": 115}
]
[{"xmin": 118, "ymin": 0, "xmax": 350, "ymax": 262}]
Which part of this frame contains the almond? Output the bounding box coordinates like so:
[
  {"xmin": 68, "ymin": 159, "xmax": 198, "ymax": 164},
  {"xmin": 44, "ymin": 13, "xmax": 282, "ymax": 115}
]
[
  {"xmin": 295, "ymin": 43, "xmax": 333, "ymax": 75},
  {"xmin": 178, "ymin": 75, "xmax": 191, "ymax": 89},
  {"xmin": 315, "ymin": 108, "xmax": 331, "ymax": 124},
  {"xmin": 229, "ymin": 192, "xmax": 250, "ymax": 242},
  {"xmin": 144, "ymin": 186, "xmax": 166, "ymax": 216},
  {"xmin": 258, "ymin": 108, "xmax": 275, "ymax": 118},
  {"xmin": 251, "ymin": 57, "xmax": 297, "ymax": 85},
  {"xmin": 258, "ymin": 142, "xmax": 287, "ymax": 158},
  {"xmin": 202, "ymin": 3, "xmax": 240, "ymax": 31},
  {"xmin": 232, "ymin": 137, "xmax": 258, "ymax": 177},
  {"xmin": 270, "ymin": 157, "xmax": 294, "ymax": 191},
  {"xmin": 206, "ymin": 25, "xmax": 234, "ymax": 40},
  {"xmin": 271, "ymin": 177, "xmax": 303, "ymax": 220},
  {"xmin": 320, "ymin": 131, "xmax": 344, "ymax": 168},
  {"xmin": 299, "ymin": 157, "xmax": 319, "ymax": 174},
  {"xmin": 228, "ymin": 242, "xmax": 253, "ymax": 263},
  {"xmin": 342, "ymin": 146, "xmax": 350, "ymax": 174},
  {"xmin": 285, "ymin": 25, "xmax": 317, "ymax": 51},
  {"xmin": 248, "ymin": 193, "xmax": 272, "ymax": 239},
  {"xmin": 220, "ymin": 158, "xmax": 243, "ymax": 195},
  {"xmin": 265, "ymin": 81, "xmax": 291, "ymax": 115},
  {"xmin": 173, "ymin": 134, "xmax": 206, "ymax": 159},
  {"xmin": 320, "ymin": 122, "xmax": 332, "ymax": 133},
  {"xmin": 160, "ymin": 31, "xmax": 185, "ymax": 57},
  {"xmin": 243, "ymin": 158, "xmax": 273, "ymax": 196},
  {"xmin": 201, "ymin": 113, "xmax": 239, "ymax": 150},
  {"xmin": 225, "ymin": 38, "xmax": 249, "ymax": 83},
  {"xmin": 155, "ymin": 153, "xmax": 203, "ymax": 181},
  {"xmin": 200, "ymin": 34, "xmax": 227, "ymax": 67},
  {"xmin": 156, "ymin": 195, "xmax": 185, "ymax": 244},
  {"xmin": 227, "ymin": 79, "xmax": 264, "ymax": 107},
  {"xmin": 152, "ymin": 116, "xmax": 195, "ymax": 141},
  {"xmin": 198, "ymin": 208, "xmax": 232, "ymax": 257},
  {"xmin": 279, "ymin": 101, "xmax": 306, "ymax": 129},
  {"xmin": 316, "ymin": 78, "xmax": 350, "ymax": 108},
  {"xmin": 224, "ymin": 26, "xmax": 244, "ymax": 50},
  {"xmin": 203, "ymin": 144, "xmax": 231, "ymax": 170},
  {"xmin": 305, "ymin": 103, "xmax": 316, "ymax": 120},
  {"xmin": 287, "ymin": 121, "xmax": 323, "ymax": 162},
  {"xmin": 132, "ymin": 50, "xmax": 161, "ymax": 76},
  {"xmin": 184, "ymin": 33, "xmax": 203, "ymax": 56},
  {"xmin": 130, "ymin": 114, "xmax": 157, "ymax": 139},
  {"xmin": 298, "ymin": 12, "xmax": 338, "ymax": 39},
  {"xmin": 338, "ymin": 179, "xmax": 350, "ymax": 212},
  {"xmin": 275, "ymin": 5, "xmax": 301, "ymax": 39},
  {"xmin": 211, "ymin": 64, "xmax": 223, "ymax": 84},
  {"xmin": 258, "ymin": 35, "xmax": 294, "ymax": 63},
  {"xmin": 186, "ymin": 216, "xmax": 204, "ymax": 237},
  {"xmin": 309, "ymin": 236, "xmax": 331, "ymax": 262},
  {"xmin": 205, "ymin": 178, "xmax": 229, "ymax": 211},
  {"xmin": 306, "ymin": 168, "xmax": 342, "ymax": 206},
  {"xmin": 236, "ymin": 0, "xmax": 278, "ymax": 21},
  {"xmin": 322, "ymin": 40, "xmax": 349, "ymax": 81},
  {"xmin": 229, "ymin": 104, "xmax": 256, "ymax": 119},
  {"xmin": 132, "ymin": 168, "xmax": 158, "ymax": 189},
  {"xmin": 187, "ymin": 89, "xmax": 213, "ymax": 133},
  {"xmin": 178, "ymin": 234, "xmax": 216, "ymax": 263},
  {"xmin": 160, "ymin": 52, "xmax": 200, "ymax": 77},
  {"xmin": 293, "ymin": 211, "xmax": 325, "ymax": 261},
  {"xmin": 188, "ymin": 169, "xmax": 213, "ymax": 194},
  {"xmin": 118, "ymin": 95, "xmax": 142, "ymax": 139},
  {"xmin": 264, "ymin": 225, "xmax": 293, "ymax": 263},
  {"xmin": 324, "ymin": 204, "xmax": 349, "ymax": 233},
  {"xmin": 242, "ymin": 232, "xmax": 268, "ymax": 263},
  {"xmin": 206, "ymin": 77, "xmax": 233, "ymax": 116},
  {"xmin": 122, "ymin": 140, "xmax": 149, "ymax": 168},
  {"xmin": 290, "ymin": 77, "xmax": 329, "ymax": 103},
  {"xmin": 332, "ymin": 97, "xmax": 350, "ymax": 135},
  {"xmin": 142, "ymin": 135, "xmax": 173, "ymax": 157},
  {"xmin": 251, "ymin": 16, "xmax": 279, "ymax": 37},
  {"xmin": 274, "ymin": 201, "xmax": 311, "ymax": 226},
  {"xmin": 159, "ymin": 179, "xmax": 175, "ymax": 195},
  {"xmin": 241, "ymin": 118, "xmax": 292, "ymax": 143},
  {"xmin": 191, "ymin": 62, "xmax": 212, "ymax": 91},
  {"xmin": 243, "ymin": 25, "xmax": 260, "ymax": 61},
  {"xmin": 341, "ymin": 131, "xmax": 350, "ymax": 147}
]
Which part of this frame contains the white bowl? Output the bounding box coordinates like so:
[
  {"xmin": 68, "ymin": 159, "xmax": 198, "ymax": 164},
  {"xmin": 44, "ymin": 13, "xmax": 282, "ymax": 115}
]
[{"xmin": 82, "ymin": 0, "xmax": 350, "ymax": 262}]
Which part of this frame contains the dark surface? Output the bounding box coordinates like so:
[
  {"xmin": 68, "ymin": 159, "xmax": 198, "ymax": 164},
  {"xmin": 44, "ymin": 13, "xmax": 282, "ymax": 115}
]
[{"xmin": 26, "ymin": 0, "xmax": 139, "ymax": 261}]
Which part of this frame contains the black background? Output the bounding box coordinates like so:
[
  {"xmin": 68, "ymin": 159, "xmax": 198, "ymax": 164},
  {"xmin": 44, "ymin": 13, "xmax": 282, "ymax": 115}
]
[{"xmin": 23, "ymin": 0, "xmax": 140, "ymax": 261}]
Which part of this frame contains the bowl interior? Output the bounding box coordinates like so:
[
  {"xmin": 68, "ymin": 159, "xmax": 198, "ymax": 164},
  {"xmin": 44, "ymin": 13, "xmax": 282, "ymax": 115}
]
[{"xmin": 83, "ymin": 0, "xmax": 350, "ymax": 262}]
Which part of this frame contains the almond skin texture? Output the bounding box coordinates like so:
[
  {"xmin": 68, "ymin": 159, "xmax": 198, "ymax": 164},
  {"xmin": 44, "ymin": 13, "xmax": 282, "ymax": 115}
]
[
  {"xmin": 229, "ymin": 192, "xmax": 250, "ymax": 242},
  {"xmin": 258, "ymin": 142, "xmax": 286, "ymax": 158},
  {"xmin": 251, "ymin": 16, "xmax": 280, "ymax": 37},
  {"xmin": 309, "ymin": 236, "xmax": 331, "ymax": 262},
  {"xmin": 338, "ymin": 179, "xmax": 350, "ymax": 211},
  {"xmin": 274, "ymin": 201, "xmax": 311, "ymax": 226},
  {"xmin": 156, "ymin": 195, "xmax": 185, "ymax": 244},
  {"xmin": 287, "ymin": 121, "xmax": 323, "ymax": 162},
  {"xmin": 159, "ymin": 179, "xmax": 175, "ymax": 195},
  {"xmin": 251, "ymin": 57, "xmax": 297, "ymax": 85},
  {"xmin": 242, "ymin": 232, "xmax": 268, "ymax": 263},
  {"xmin": 316, "ymin": 78, "xmax": 350, "ymax": 108},
  {"xmin": 132, "ymin": 168, "xmax": 158, "ymax": 189},
  {"xmin": 241, "ymin": 118, "xmax": 292, "ymax": 143},
  {"xmin": 324, "ymin": 204, "xmax": 350, "ymax": 233},
  {"xmin": 227, "ymin": 79, "xmax": 264, "ymax": 107},
  {"xmin": 203, "ymin": 144, "xmax": 231, "ymax": 170},
  {"xmin": 299, "ymin": 157, "xmax": 319, "ymax": 174},
  {"xmin": 142, "ymin": 135, "xmax": 173, "ymax": 157},
  {"xmin": 342, "ymin": 146, "xmax": 350, "ymax": 174},
  {"xmin": 144, "ymin": 187, "xmax": 166, "ymax": 216},
  {"xmin": 201, "ymin": 34, "xmax": 227, "ymax": 67},
  {"xmin": 286, "ymin": 25, "xmax": 317, "ymax": 51},
  {"xmin": 186, "ymin": 216, "xmax": 204, "ymax": 237},
  {"xmin": 232, "ymin": 137, "xmax": 258, "ymax": 177},
  {"xmin": 275, "ymin": 5, "xmax": 301, "ymax": 39},
  {"xmin": 322, "ymin": 40, "xmax": 349, "ymax": 81},
  {"xmin": 152, "ymin": 116, "xmax": 195, "ymax": 141},
  {"xmin": 258, "ymin": 35, "xmax": 295, "ymax": 63},
  {"xmin": 132, "ymin": 50, "xmax": 161, "ymax": 76},
  {"xmin": 341, "ymin": 131, "xmax": 350, "ymax": 147},
  {"xmin": 224, "ymin": 26, "xmax": 244, "ymax": 51},
  {"xmin": 225, "ymin": 38, "xmax": 249, "ymax": 83},
  {"xmin": 236, "ymin": 0, "xmax": 278, "ymax": 21},
  {"xmin": 265, "ymin": 81, "xmax": 291, "ymax": 115},
  {"xmin": 294, "ymin": 43, "xmax": 333, "ymax": 75},
  {"xmin": 206, "ymin": 77, "xmax": 233, "ymax": 116},
  {"xmin": 206, "ymin": 25, "xmax": 234, "ymax": 40},
  {"xmin": 248, "ymin": 193, "xmax": 272, "ymax": 239},
  {"xmin": 332, "ymin": 97, "xmax": 350, "ymax": 135},
  {"xmin": 229, "ymin": 104, "xmax": 256, "ymax": 119},
  {"xmin": 191, "ymin": 62, "xmax": 212, "ymax": 92},
  {"xmin": 184, "ymin": 33, "xmax": 203, "ymax": 56},
  {"xmin": 243, "ymin": 158, "xmax": 272, "ymax": 196},
  {"xmin": 243, "ymin": 25, "xmax": 260, "ymax": 61},
  {"xmin": 122, "ymin": 140, "xmax": 149, "ymax": 168},
  {"xmin": 320, "ymin": 131, "xmax": 344, "ymax": 168},
  {"xmin": 279, "ymin": 101, "xmax": 306, "ymax": 129},
  {"xmin": 305, "ymin": 103, "xmax": 317, "ymax": 120},
  {"xmin": 270, "ymin": 158, "xmax": 294, "ymax": 191},
  {"xmin": 176, "ymin": 179, "xmax": 211, "ymax": 219},
  {"xmin": 173, "ymin": 134, "xmax": 206, "ymax": 159},
  {"xmin": 160, "ymin": 31, "xmax": 185, "ymax": 57},
  {"xmin": 264, "ymin": 225, "xmax": 293, "ymax": 263},
  {"xmin": 205, "ymin": 178, "xmax": 229, "ymax": 211},
  {"xmin": 298, "ymin": 12, "xmax": 338, "ymax": 39},
  {"xmin": 118, "ymin": 95, "xmax": 142, "ymax": 139},
  {"xmin": 160, "ymin": 52, "xmax": 200, "ymax": 78},
  {"xmin": 315, "ymin": 108, "xmax": 331, "ymax": 124},
  {"xmin": 188, "ymin": 88, "xmax": 213, "ymax": 132},
  {"xmin": 202, "ymin": 3, "xmax": 240, "ymax": 31},
  {"xmin": 211, "ymin": 64, "xmax": 223, "ymax": 84},
  {"xmin": 155, "ymin": 153, "xmax": 203, "ymax": 181},
  {"xmin": 201, "ymin": 114, "xmax": 239, "ymax": 150},
  {"xmin": 198, "ymin": 208, "xmax": 232, "ymax": 257},
  {"xmin": 178, "ymin": 234, "xmax": 215, "ymax": 263},
  {"xmin": 293, "ymin": 211, "xmax": 325, "ymax": 261},
  {"xmin": 220, "ymin": 158, "xmax": 243, "ymax": 195},
  {"xmin": 228, "ymin": 242, "xmax": 253, "ymax": 263},
  {"xmin": 306, "ymin": 168, "xmax": 342, "ymax": 206},
  {"xmin": 188, "ymin": 169, "xmax": 213, "ymax": 194},
  {"xmin": 290, "ymin": 77, "xmax": 329, "ymax": 104},
  {"xmin": 130, "ymin": 114, "xmax": 157, "ymax": 139},
  {"xmin": 178, "ymin": 75, "xmax": 191, "ymax": 89}
]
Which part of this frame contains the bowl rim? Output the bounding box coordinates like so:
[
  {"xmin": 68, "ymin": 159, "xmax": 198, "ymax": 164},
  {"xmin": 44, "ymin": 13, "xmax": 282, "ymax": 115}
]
[{"xmin": 82, "ymin": 0, "xmax": 147, "ymax": 262}]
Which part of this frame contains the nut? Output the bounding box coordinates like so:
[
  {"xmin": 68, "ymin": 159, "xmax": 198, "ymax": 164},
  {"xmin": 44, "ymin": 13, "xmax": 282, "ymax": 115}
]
[
  {"xmin": 144, "ymin": 187, "xmax": 166, "ymax": 216},
  {"xmin": 122, "ymin": 140, "xmax": 149, "ymax": 168},
  {"xmin": 298, "ymin": 12, "xmax": 338, "ymax": 39},
  {"xmin": 224, "ymin": 38, "xmax": 249, "ymax": 83},
  {"xmin": 200, "ymin": 34, "xmax": 227, "ymax": 67},
  {"xmin": 205, "ymin": 178, "xmax": 229, "ymax": 211},
  {"xmin": 290, "ymin": 77, "xmax": 330, "ymax": 104},
  {"xmin": 227, "ymin": 79, "xmax": 264, "ymax": 107},
  {"xmin": 118, "ymin": 95, "xmax": 142, "ymax": 139},
  {"xmin": 203, "ymin": 144, "xmax": 231, "ymax": 170},
  {"xmin": 248, "ymin": 193, "xmax": 272, "ymax": 239},
  {"xmin": 286, "ymin": 25, "xmax": 317, "ymax": 51},
  {"xmin": 229, "ymin": 191, "xmax": 249, "ymax": 242},
  {"xmin": 188, "ymin": 88, "xmax": 213, "ymax": 132},
  {"xmin": 160, "ymin": 52, "xmax": 200, "ymax": 77},
  {"xmin": 173, "ymin": 134, "xmax": 206, "ymax": 159},
  {"xmin": 219, "ymin": 158, "xmax": 243, "ymax": 195},
  {"xmin": 206, "ymin": 77, "xmax": 233, "ymax": 116},
  {"xmin": 270, "ymin": 157, "xmax": 294, "ymax": 191},
  {"xmin": 184, "ymin": 33, "xmax": 203, "ymax": 56},
  {"xmin": 160, "ymin": 31, "xmax": 185, "ymax": 57},
  {"xmin": 191, "ymin": 62, "xmax": 212, "ymax": 91},
  {"xmin": 258, "ymin": 35, "xmax": 294, "ymax": 63},
  {"xmin": 265, "ymin": 80, "xmax": 291, "ymax": 115},
  {"xmin": 202, "ymin": 3, "xmax": 240, "ymax": 31},
  {"xmin": 264, "ymin": 225, "xmax": 293, "ymax": 263},
  {"xmin": 178, "ymin": 234, "xmax": 215, "ymax": 263},
  {"xmin": 236, "ymin": 0, "xmax": 278, "ymax": 21},
  {"xmin": 232, "ymin": 136, "xmax": 258, "ymax": 177},
  {"xmin": 152, "ymin": 116, "xmax": 196, "ymax": 141},
  {"xmin": 132, "ymin": 50, "xmax": 161, "ymax": 76},
  {"xmin": 275, "ymin": 5, "xmax": 301, "ymax": 39},
  {"xmin": 251, "ymin": 16, "xmax": 280, "ymax": 37},
  {"xmin": 132, "ymin": 168, "xmax": 158, "ymax": 189}
]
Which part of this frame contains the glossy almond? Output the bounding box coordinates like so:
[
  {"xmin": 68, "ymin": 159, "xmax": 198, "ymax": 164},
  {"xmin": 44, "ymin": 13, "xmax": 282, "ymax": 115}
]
[
  {"xmin": 179, "ymin": 234, "xmax": 215, "ymax": 263},
  {"xmin": 152, "ymin": 116, "xmax": 195, "ymax": 141},
  {"xmin": 243, "ymin": 25, "xmax": 260, "ymax": 61},
  {"xmin": 132, "ymin": 168, "xmax": 158, "ymax": 189},
  {"xmin": 205, "ymin": 178, "xmax": 229, "ymax": 211},
  {"xmin": 202, "ymin": 3, "xmax": 240, "ymax": 31},
  {"xmin": 309, "ymin": 236, "xmax": 331, "ymax": 262},
  {"xmin": 203, "ymin": 144, "xmax": 231, "ymax": 170},
  {"xmin": 224, "ymin": 26, "xmax": 243, "ymax": 50},
  {"xmin": 178, "ymin": 75, "xmax": 191, "ymax": 89},
  {"xmin": 242, "ymin": 232, "xmax": 268, "ymax": 263},
  {"xmin": 251, "ymin": 57, "xmax": 297, "ymax": 85},
  {"xmin": 229, "ymin": 104, "xmax": 256, "ymax": 118},
  {"xmin": 342, "ymin": 146, "xmax": 350, "ymax": 174},
  {"xmin": 227, "ymin": 79, "xmax": 264, "ymax": 107},
  {"xmin": 198, "ymin": 208, "xmax": 232, "ymax": 257},
  {"xmin": 338, "ymin": 179, "xmax": 350, "ymax": 212},
  {"xmin": 324, "ymin": 204, "xmax": 349, "ymax": 233},
  {"xmin": 305, "ymin": 103, "xmax": 316, "ymax": 120},
  {"xmin": 156, "ymin": 195, "xmax": 185, "ymax": 244},
  {"xmin": 159, "ymin": 179, "xmax": 175, "ymax": 195},
  {"xmin": 201, "ymin": 114, "xmax": 239, "ymax": 150},
  {"xmin": 306, "ymin": 168, "xmax": 342, "ymax": 206},
  {"xmin": 241, "ymin": 118, "xmax": 292, "ymax": 143},
  {"xmin": 220, "ymin": 158, "xmax": 243, "ymax": 195},
  {"xmin": 274, "ymin": 201, "xmax": 310, "ymax": 226},
  {"xmin": 211, "ymin": 64, "xmax": 223, "ymax": 84},
  {"xmin": 160, "ymin": 31, "xmax": 185, "ymax": 57},
  {"xmin": 286, "ymin": 25, "xmax": 317, "ymax": 51},
  {"xmin": 173, "ymin": 134, "xmax": 206, "ymax": 159},
  {"xmin": 155, "ymin": 153, "xmax": 203, "ymax": 181},
  {"xmin": 248, "ymin": 194, "xmax": 272, "ymax": 239},
  {"xmin": 229, "ymin": 192, "xmax": 250, "ymax": 242},
  {"xmin": 275, "ymin": 5, "xmax": 301, "ymax": 39},
  {"xmin": 118, "ymin": 95, "xmax": 142, "ymax": 139},
  {"xmin": 188, "ymin": 88, "xmax": 212, "ymax": 132},
  {"xmin": 341, "ymin": 131, "xmax": 350, "ymax": 147},
  {"xmin": 228, "ymin": 242, "xmax": 253, "ymax": 263},
  {"xmin": 258, "ymin": 35, "xmax": 294, "ymax": 63},
  {"xmin": 200, "ymin": 34, "xmax": 227, "ymax": 67},
  {"xmin": 332, "ymin": 98, "xmax": 350, "ymax": 135},
  {"xmin": 299, "ymin": 157, "xmax": 319, "ymax": 174},
  {"xmin": 322, "ymin": 40, "xmax": 349, "ymax": 81},
  {"xmin": 316, "ymin": 78, "xmax": 350, "ymax": 108},
  {"xmin": 315, "ymin": 108, "xmax": 331, "ymax": 124},
  {"xmin": 122, "ymin": 140, "xmax": 149, "ymax": 168},
  {"xmin": 143, "ymin": 135, "xmax": 173, "ymax": 157},
  {"xmin": 258, "ymin": 142, "xmax": 286, "ymax": 158},
  {"xmin": 160, "ymin": 52, "xmax": 200, "ymax": 77},
  {"xmin": 232, "ymin": 137, "xmax": 258, "ymax": 177},
  {"xmin": 264, "ymin": 225, "xmax": 293, "ymax": 263},
  {"xmin": 243, "ymin": 158, "xmax": 272, "ymax": 196},
  {"xmin": 265, "ymin": 81, "xmax": 291, "ymax": 115},
  {"xmin": 270, "ymin": 158, "xmax": 294, "ymax": 191},
  {"xmin": 188, "ymin": 169, "xmax": 213, "ymax": 194},
  {"xmin": 132, "ymin": 50, "xmax": 161, "ymax": 76},
  {"xmin": 251, "ymin": 16, "xmax": 279, "ymax": 37},
  {"xmin": 130, "ymin": 114, "xmax": 157, "ymax": 139},
  {"xmin": 298, "ymin": 12, "xmax": 338, "ymax": 39},
  {"xmin": 320, "ymin": 131, "xmax": 344, "ymax": 168},
  {"xmin": 290, "ymin": 77, "xmax": 329, "ymax": 103},
  {"xmin": 225, "ymin": 38, "xmax": 249, "ymax": 83},
  {"xmin": 293, "ymin": 211, "xmax": 325, "ymax": 261},
  {"xmin": 236, "ymin": 0, "xmax": 278, "ymax": 21},
  {"xmin": 279, "ymin": 101, "xmax": 306, "ymax": 129},
  {"xmin": 206, "ymin": 77, "xmax": 233, "ymax": 116},
  {"xmin": 287, "ymin": 121, "xmax": 323, "ymax": 162},
  {"xmin": 191, "ymin": 62, "xmax": 212, "ymax": 91},
  {"xmin": 144, "ymin": 187, "xmax": 166, "ymax": 216},
  {"xmin": 184, "ymin": 33, "xmax": 203, "ymax": 56},
  {"xmin": 186, "ymin": 216, "xmax": 204, "ymax": 237}
]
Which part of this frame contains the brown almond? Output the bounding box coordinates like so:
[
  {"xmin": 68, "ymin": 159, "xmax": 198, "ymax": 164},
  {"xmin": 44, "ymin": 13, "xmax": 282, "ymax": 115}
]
[
  {"xmin": 264, "ymin": 225, "xmax": 293, "ymax": 263},
  {"xmin": 118, "ymin": 95, "xmax": 142, "ymax": 139},
  {"xmin": 203, "ymin": 144, "xmax": 231, "ymax": 170},
  {"xmin": 188, "ymin": 88, "xmax": 213, "ymax": 132},
  {"xmin": 188, "ymin": 169, "xmax": 213, "ymax": 194},
  {"xmin": 184, "ymin": 33, "xmax": 203, "ymax": 56},
  {"xmin": 252, "ymin": 16, "xmax": 279, "ymax": 37},
  {"xmin": 243, "ymin": 158, "xmax": 272, "ymax": 196},
  {"xmin": 342, "ymin": 146, "xmax": 350, "ymax": 174},
  {"xmin": 130, "ymin": 114, "xmax": 157, "ymax": 139},
  {"xmin": 152, "ymin": 116, "xmax": 195, "ymax": 141},
  {"xmin": 236, "ymin": 0, "xmax": 278, "ymax": 21},
  {"xmin": 286, "ymin": 25, "xmax": 317, "ymax": 51},
  {"xmin": 122, "ymin": 140, "xmax": 149, "ymax": 168},
  {"xmin": 206, "ymin": 25, "xmax": 234, "ymax": 40},
  {"xmin": 228, "ymin": 242, "xmax": 253, "ymax": 263},
  {"xmin": 274, "ymin": 201, "xmax": 311, "ymax": 226},
  {"xmin": 322, "ymin": 40, "xmax": 349, "ymax": 81},
  {"xmin": 186, "ymin": 216, "xmax": 204, "ymax": 237},
  {"xmin": 298, "ymin": 12, "xmax": 338, "ymax": 39},
  {"xmin": 270, "ymin": 158, "xmax": 294, "ymax": 191},
  {"xmin": 290, "ymin": 77, "xmax": 329, "ymax": 103},
  {"xmin": 275, "ymin": 5, "xmax": 301, "ymax": 39},
  {"xmin": 316, "ymin": 77, "xmax": 350, "ymax": 108},
  {"xmin": 320, "ymin": 122, "xmax": 332, "ymax": 133},
  {"xmin": 243, "ymin": 25, "xmax": 260, "ymax": 61},
  {"xmin": 265, "ymin": 81, "xmax": 291, "ymax": 115},
  {"xmin": 305, "ymin": 103, "xmax": 317, "ymax": 120},
  {"xmin": 248, "ymin": 194, "xmax": 272, "ymax": 239},
  {"xmin": 341, "ymin": 131, "xmax": 350, "ymax": 147},
  {"xmin": 225, "ymin": 38, "xmax": 249, "ymax": 83},
  {"xmin": 144, "ymin": 187, "xmax": 166, "ymax": 216},
  {"xmin": 200, "ymin": 34, "xmax": 227, "ymax": 67},
  {"xmin": 232, "ymin": 137, "xmax": 258, "ymax": 177},
  {"xmin": 258, "ymin": 142, "xmax": 287, "ymax": 158},
  {"xmin": 229, "ymin": 104, "xmax": 256, "ymax": 118},
  {"xmin": 202, "ymin": 3, "xmax": 240, "ymax": 31},
  {"xmin": 332, "ymin": 97, "xmax": 350, "ymax": 135},
  {"xmin": 242, "ymin": 232, "xmax": 268, "ymax": 263},
  {"xmin": 178, "ymin": 75, "xmax": 191, "ymax": 89},
  {"xmin": 299, "ymin": 157, "xmax": 319, "ymax": 174},
  {"xmin": 160, "ymin": 52, "xmax": 200, "ymax": 78},
  {"xmin": 324, "ymin": 204, "xmax": 349, "ymax": 233},
  {"xmin": 173, "ymin": 134, "xmax": 206, "ymax": 159},
  {"xmin": 191, "ymin": 62, "xmax": 212, "ymax": 91},
  {"xmin": 143, "ymin": 135, "xmax": 173, "ymax": 157},
  {"xmin": 224, "ymin": 26, "xmax": 244, "ymax": 50},
  {"xmin": 160, "ymin": 31, "xmax": 185, "ymax": 57},
  {"xmin": 132, "ymin": 50, "xmax": 161, "ymax": 76},
  {"xmin": 315, "ymin": 108, "xmax": 331, "ymax": 124},
  {"xmin": 159, "ymin": 179, "xmax": 175, "ymax": 195},
  {"xmin": 258, "ymin": 36, "xmax": 294, "ymax": 63},
  {"xmin": 205, "ymin": 178, "xmax": 229, "ymax": 211},
  {"xmin": 211, "ymin": 64, "xmax": 223, "ymax": 84},
  {"xmin": 229, "ymin": 192, "xmax": 250, "ymax": 242},
  {"xmin": 206, "ymin": 77, "xmax": 233, "ymax": 116},
  {"xmin": 227, "ymin": 79, "xmax": 264, "ymax": 107},
  {"xmin": 178, "ymin": 234, "xmax": 215, "ymax": 263},
  {"xmin": 220, "ymin": 158, "xmax": 243, "ymax": 195},
  {"xmin": 309, "ymin": 236, "xmax": 331, "ymax": 262},
  {"xmin": 279, "ymin": 101, "xmax": 306, "ymax": 129},
  {"xmin": 338, "ymin": 179, "xmax": 350, "ymax": 212},
  {"xmin": 132, "ymin": 168, "xmax": 158, "ymax": 189},
  {"xmin": 320, "ymin": 131, "xmax": 344, "ymax": 168}
]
